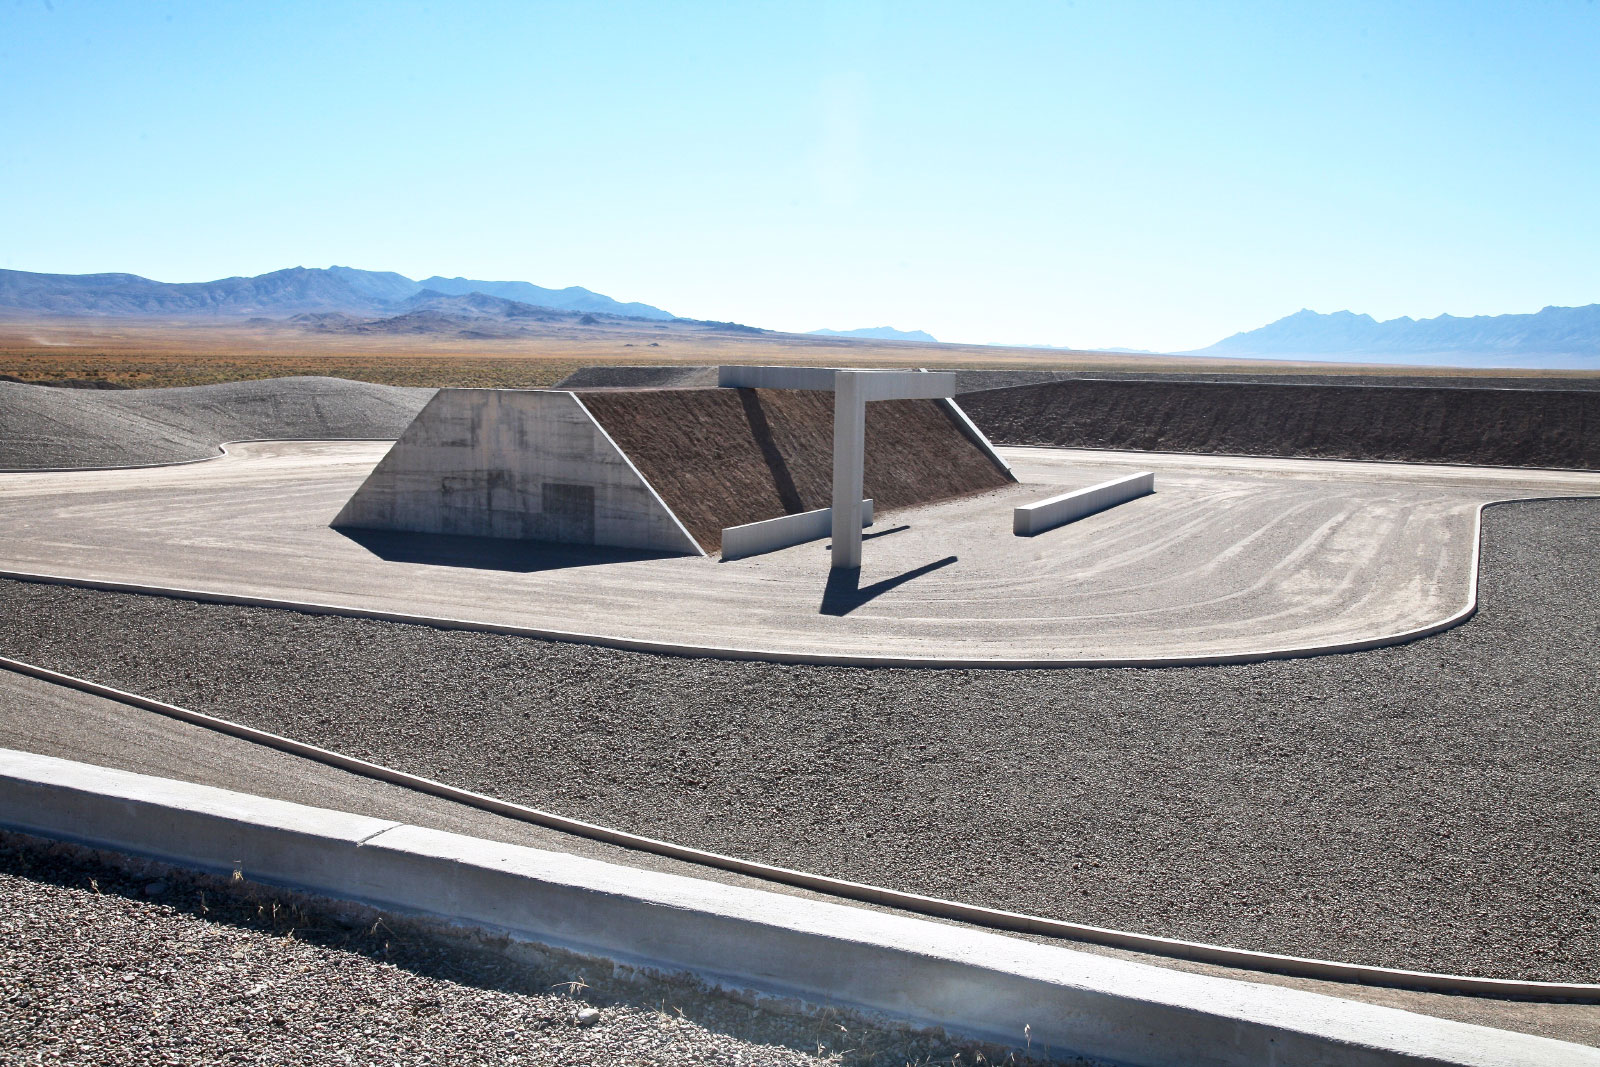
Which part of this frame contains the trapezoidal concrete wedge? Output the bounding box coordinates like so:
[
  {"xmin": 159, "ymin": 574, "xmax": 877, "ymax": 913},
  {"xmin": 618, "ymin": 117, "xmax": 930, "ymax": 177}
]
[{"xmin": 332, "ymin": 389, "xmax": 704, "ymax": 555}]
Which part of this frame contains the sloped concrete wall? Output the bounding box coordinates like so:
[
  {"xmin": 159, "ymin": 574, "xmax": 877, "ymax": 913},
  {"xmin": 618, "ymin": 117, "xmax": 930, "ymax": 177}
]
[{"xmin": 332, "ymin": 389, "xmax": 702, "ymax": 555}]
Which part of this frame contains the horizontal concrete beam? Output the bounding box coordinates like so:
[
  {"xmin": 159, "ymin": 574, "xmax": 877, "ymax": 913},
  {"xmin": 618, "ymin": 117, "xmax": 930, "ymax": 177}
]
[
  {"xmin": 1014, "ymin": 472, "xmax": 1155, "ymax": 536},
  {"xmin": 1, "ymin": 748, "xmax": 1591, "ymax": 1067},
  {"xmin": 716, "ymin": 366, "xmax": 956, "ymax": 401},
  {"xmin": 718, "ymin": 365, "xmax": 839, "ymax": 391},
  {"xmin": 844, "ymin": 368, "xmax": 956, "ymax": 402},
  {"xmin": 721, "ymin": 500, "xmax": 874, "ymax": 562}
]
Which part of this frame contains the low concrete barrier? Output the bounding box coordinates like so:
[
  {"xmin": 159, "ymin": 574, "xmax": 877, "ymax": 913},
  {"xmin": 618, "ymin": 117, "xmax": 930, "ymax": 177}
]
[
  {"xmin": 938, "ymin": 397, "xmax": 1016, "ymax": 479},
  {"xmin": 1, "ymin": 748, "xmax": 1593, "ymax": 1066},
  {"xmin": 721, "ymin": 500, "xmax": 873, "ymax": 561},
  {"xmin": 1014, "ymin": 472, "xmax": 1155, "ymax": 535}
]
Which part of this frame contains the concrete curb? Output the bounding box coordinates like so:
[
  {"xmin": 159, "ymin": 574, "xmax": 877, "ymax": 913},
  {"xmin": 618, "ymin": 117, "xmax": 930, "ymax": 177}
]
[
  {"xmin": 1014, "ymin": 472, "xmax": 1155, "ymax": 536},
  {"xmin": 3, "ymin": 652, "xmax": 1595, "ymax": 1002},
  {"xmin": 2, "ymin": 748, "xmax": 1593, "ymax": 1067},
  {"xmin": 4, "ymin": 495, "xmax": 1598, "ymax": 669}
]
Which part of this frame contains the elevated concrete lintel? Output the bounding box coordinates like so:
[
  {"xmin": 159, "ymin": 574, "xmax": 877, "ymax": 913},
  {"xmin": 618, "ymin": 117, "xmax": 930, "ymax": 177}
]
[{"xmin": 717, "ymin": 366, "xmax": 956, "ymax": 401}]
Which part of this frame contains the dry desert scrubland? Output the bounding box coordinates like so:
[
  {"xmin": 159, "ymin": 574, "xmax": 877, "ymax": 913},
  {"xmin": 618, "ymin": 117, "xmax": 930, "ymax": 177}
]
[{"xmin": 6, "ymin": 315, "xmax": 1597, "ymax": 390}]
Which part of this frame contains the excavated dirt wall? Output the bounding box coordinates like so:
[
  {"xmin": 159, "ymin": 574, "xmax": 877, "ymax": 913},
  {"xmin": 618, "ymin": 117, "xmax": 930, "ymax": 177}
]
[
  {"xmin": 578, "ymin": 388, "xmax": 1013, "ymax": 551},
  {"xmin": 959, "ymin": 378, "xmax": 1600, "ymax": 469}
]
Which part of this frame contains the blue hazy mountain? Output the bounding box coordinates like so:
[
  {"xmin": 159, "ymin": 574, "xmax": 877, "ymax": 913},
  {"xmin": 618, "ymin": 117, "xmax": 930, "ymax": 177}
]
[
  {"xmin": 0, "ymin": 266, "xmax": 673, "ymax": 320},
  {"xmin": 415, "ymin": 275, "xmax": 671, "ymax": 320},
  {"xmin": 811, "ymin": 326, "xmax": 938, "ymax": 342},
  {"xmin": 1191, "ymin": 305, "xmax": 1600, "ymax": 368}
]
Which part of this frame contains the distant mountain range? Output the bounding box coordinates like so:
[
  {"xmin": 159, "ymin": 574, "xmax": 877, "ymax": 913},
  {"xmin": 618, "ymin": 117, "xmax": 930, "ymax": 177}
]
[
  {"xmin": 1191, "ymin": 305, "xmax": 1600, "ymax": 368},
  {"xmin": 811, "ymin": 326, "xmax": 938, "ymax": 342},
  {"xmin": 0, "ymin": 266, "xmax": 673, "ymax": 321}
]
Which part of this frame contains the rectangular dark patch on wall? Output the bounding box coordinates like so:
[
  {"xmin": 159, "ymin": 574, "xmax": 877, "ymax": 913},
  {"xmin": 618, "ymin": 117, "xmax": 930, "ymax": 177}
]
[{"xmin": 541, "ymin": 482, "xmax": 596, "ymax": 544}]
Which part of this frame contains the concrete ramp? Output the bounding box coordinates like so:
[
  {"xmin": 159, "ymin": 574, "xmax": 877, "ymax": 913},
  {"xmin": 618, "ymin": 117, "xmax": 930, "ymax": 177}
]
[{"xmin": 332, "ymin": 389, "xmax": 702, "ymax": 555}]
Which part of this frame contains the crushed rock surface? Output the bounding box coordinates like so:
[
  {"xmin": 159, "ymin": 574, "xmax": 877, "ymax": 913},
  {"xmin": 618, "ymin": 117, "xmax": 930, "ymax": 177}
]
[
  {"xmin": 0, "ymin": 835, "xmax": 1042, "ymax": 1067},
  {"xmin": 0, "ymin": 500, "xmax": 1595, "ymax": 982},
  {"xmin": 0, "ymin": 376, "xmax": 431, "ymax": 469}
]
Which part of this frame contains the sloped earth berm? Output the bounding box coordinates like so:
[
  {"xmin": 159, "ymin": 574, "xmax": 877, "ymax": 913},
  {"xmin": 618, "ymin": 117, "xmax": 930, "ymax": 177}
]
[
  {"xmin": 957, "ymin": 377, "xmax": 1600, "ymax": 469},
  {"xmin": 0, "ymin": 498, "xmax": 1594, "ymax": 983},
  {"xmin": 0, "ymin": 376, "xmax": 433, "ymax": 469}
]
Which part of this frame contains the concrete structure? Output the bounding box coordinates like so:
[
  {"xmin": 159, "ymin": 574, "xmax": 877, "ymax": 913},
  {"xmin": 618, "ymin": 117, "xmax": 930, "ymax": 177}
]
[
  {"xmin": 332, "ymin": 389, "xmax": 702, "ymax": 555},
  {"xmin": 721, "ymin": 499, "xmax": 874, "ymax": 562},
  {"xmin": 1014, "ymin": 471, "xmax": 1156, "ymax": 535},
  {"xmin": 717, "ymin": 366, "xmax": 958, "ymax": 568},
  {"xmin": 4, "ymin": 748, "xmax": 1591, "ymax": 1066}
]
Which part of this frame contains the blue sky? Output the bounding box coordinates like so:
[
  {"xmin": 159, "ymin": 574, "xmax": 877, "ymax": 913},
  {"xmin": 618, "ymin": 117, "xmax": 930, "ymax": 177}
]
[{"xmin": 3, "ymin": 1, "xmax": 1597, "ymax": 351}]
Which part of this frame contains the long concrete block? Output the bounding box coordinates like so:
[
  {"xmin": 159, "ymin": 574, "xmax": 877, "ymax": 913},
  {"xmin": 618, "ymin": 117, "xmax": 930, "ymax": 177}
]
[
  {"xmin": 721, "ymin": 500, "xmax": 874, "ymax": 562},
  {"xmin": 1, "ymin": 748, "xmax": 1592, "ymax": 1067},
  {"xmin": 1014, "ymin": 472, "xmax": 1155, "ymax": 535}
]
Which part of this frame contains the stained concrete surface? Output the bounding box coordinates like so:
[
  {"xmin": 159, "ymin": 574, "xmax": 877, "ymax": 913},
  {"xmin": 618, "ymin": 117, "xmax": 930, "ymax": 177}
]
[{"xmin": 0, "ymin": 442, "xmax": 1597, "ymax": 661}]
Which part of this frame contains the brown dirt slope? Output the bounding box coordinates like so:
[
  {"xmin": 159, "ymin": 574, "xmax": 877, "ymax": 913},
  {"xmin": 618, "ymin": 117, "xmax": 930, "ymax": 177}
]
[
  {"xmin": 578, "ymin": 388, "xmax": 1013, "ymax": 552},
  {"xmin": 959, "ymin": 378, "xmax": 1600, "ymax": 469}
]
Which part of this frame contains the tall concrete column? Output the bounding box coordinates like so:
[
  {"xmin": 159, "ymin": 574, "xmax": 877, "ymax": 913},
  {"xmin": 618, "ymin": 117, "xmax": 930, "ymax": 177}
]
[{"xmin": 831, "ymin": 371, "xmax": 866, "ymax": 569}]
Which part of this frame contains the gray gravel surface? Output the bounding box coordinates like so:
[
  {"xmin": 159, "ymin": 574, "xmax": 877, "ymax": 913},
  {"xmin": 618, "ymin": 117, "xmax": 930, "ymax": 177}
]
[
  {"xmin": 0, "ymin": 834, "xmax": 1041, "ymax": 1067},
  {"xmin": 0, "ymin": 376, "xmax": 432, "ymax": 469},
  {"xmin": 1, "ymin": 499, "xmax": 1595, "ymax": 982}
]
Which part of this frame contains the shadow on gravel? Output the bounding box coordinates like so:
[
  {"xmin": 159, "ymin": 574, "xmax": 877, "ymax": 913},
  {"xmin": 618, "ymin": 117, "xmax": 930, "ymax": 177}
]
[
  {"xmin": 820, "ymin": 555, "xmax": 958, "ymax": 616},
  {"xmin": 337, "ymin": 528, "xmax": 680, "ymax": 572},
  {"xmin": 2, "ymin": 833, "xmax": 1031, "ymax": 1067}
]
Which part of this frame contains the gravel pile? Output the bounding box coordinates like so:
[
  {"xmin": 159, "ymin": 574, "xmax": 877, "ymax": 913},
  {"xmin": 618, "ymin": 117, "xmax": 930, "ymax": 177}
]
[
  {"xmin": 0, "ymin": 376, "xmax": 433, "ymax": 469},
  {"xmin": 949, "ymin": 369, "xmax": 1600, "ymax": 393},
  {"xmin": 1, "ymin": 499, "xmax": 1595, "ymax": 982},
  {"xmin": 0, "ymin": 834, "xmax": 1029, "ymax": 1066},
  {"xmin": 552, "ymin": 365, "xmax": 1600, "ymax": 395},
  {"xmin": 959, "ymin": 377, "xmax": 1600, "ymax": 468}
]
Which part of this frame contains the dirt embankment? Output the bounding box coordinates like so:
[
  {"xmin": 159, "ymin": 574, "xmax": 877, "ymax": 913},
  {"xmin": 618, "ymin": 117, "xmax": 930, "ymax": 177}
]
[
  {"xmin": 579, "ymin": 388, "xmax": 1013, "ymax": 550},
  {"xmin": 959, "ymin": 378, "xmax": 1600, "ymax": 469},
  {"xmin": 0, "ymin": 376, "xmax": 434, "ymax": 469}
]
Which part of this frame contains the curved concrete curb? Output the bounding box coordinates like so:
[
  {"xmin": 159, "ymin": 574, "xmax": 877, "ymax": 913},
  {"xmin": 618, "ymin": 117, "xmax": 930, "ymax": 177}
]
[
  {"xmin": 3, "ymin": 495, "xmax": 1597, "ymax": 668},
  {"xmin": 3, "ymin": 652, "xmax": 1595, "ymax": 1002},
  {"xmin": 0, "ymin": 438, "xmax": 398, "ymax": 476},
  {"xmin": 3, "ymin": 748, "xmax": 1594, "ymax": 1067}
]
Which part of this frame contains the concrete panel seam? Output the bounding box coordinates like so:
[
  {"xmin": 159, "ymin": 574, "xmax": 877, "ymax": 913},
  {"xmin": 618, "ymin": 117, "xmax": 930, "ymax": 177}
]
[{"xmin": 3, "ymin": 651, "xmax": 1598, "ymax": 1002}]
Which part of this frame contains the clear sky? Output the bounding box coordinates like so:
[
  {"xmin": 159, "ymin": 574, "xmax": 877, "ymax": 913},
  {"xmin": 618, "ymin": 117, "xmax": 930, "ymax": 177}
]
[{"xmin": 3, "ymin": 1, "xmax": 1597, "ymax": 351}]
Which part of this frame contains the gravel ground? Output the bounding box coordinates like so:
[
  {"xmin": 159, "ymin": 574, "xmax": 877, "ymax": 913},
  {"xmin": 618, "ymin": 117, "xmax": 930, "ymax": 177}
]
[
  {"xmin": 0, "ymin": 499, "xmax": 1595, "ymax": 982},
  {"xmin": 0, "ymin": 376, "xmax": 432, "ymax": 469},
  {"xmin": 0, "ymin": 833, "xmax": 1049, "ymax": 1067}
]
